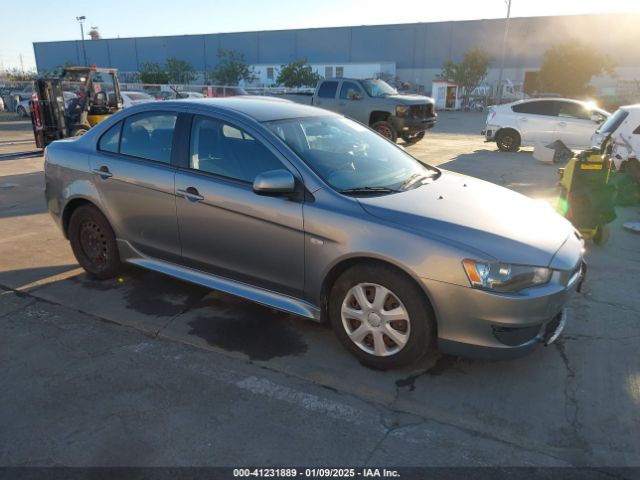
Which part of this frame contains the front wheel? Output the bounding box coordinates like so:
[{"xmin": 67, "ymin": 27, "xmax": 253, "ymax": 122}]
[
  {"xmin": 371, "ymin": 121, "xmax": 397, "ymax": 143},
  {"xmin": 329, "ymin": 264, "xmax": 434, "ymax": 369},
  {"xmin": 17, "ymin": 106, "xmax": 27, "ymax": 117},
  {"xmin": 68, "ymin": 204, "xmax": 122, "ymax": 279}
]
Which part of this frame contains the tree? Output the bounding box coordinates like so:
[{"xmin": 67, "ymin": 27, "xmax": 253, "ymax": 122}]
[
  {"xmin": 138, "ymin": 62, "xmax": 168, "ymax": 84},
  {"xmin": 210, "ymin": 49, "xmax": 256, "ymax": 86},
  {"xmin": 4, "ymin": 68, "xmax": 37, "ymax": 81},
  {"xmin": 537, "ymin": 39, "xmax": 615, "ymax": 97},
  {"xmin": 166, "ymin": 57, "xmax": 196, "ymax": 84},
  {"xmin": 441, "ymin": 47, "xmax": 492, "ymax": 105},
  {"xmin": 276, "ymin": 59, "xmax": 321, "ymax": 88}
]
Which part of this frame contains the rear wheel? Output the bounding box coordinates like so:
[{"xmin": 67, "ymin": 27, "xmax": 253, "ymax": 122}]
[
  {"xmin": 329, "ymin": 264, "xmax": 434, "ymax": 369},
  {"xmin": 68, "ymin": 205, "xmax": 121, "ymax": 279},
  {"xmin": 371, "ymin": 121, "xmax": 397, "ymax": 142},
  {"xmin": 496, "ymin": 129, "xmax": 521, "ymax": 152},
  {"xmin": 17, "ymin": 105, "xmax": 27, "ymax": 117}
]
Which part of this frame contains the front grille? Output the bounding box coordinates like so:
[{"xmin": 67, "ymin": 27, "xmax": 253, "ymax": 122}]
[{"xmin": 410, "ymin": 104, "xmax": 434, "ymax": 118}]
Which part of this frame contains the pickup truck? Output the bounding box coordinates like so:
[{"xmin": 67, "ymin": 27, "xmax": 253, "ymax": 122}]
[{"xmin": 281, "ymin": 78, "xmax": 437, "ymax": 143}]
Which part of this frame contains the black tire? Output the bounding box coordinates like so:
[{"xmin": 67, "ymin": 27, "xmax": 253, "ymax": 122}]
[
  {"xmin": 329, "ymin": 264, "xmax": 435, "ymax": 369},
  {"xmin": 68, "ymin": 204, "xmax": 121, "ymax": 280},
  {"xmin": 17, "ymin": 105, "xmax": 27, "ymax": 117},
  {"xmin": 371, "ymin": 121, "xmax": 398, "ymax": 142},
  {"xmin": 401, "ymin": 131, "xmax": 426, "ymax": 144},
  {"xmin": 496, "ymin": 129, "xmax": 521, "ymax": 152}
]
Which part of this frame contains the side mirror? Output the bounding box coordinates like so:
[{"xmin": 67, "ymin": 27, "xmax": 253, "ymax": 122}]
[{"xmin": 253, "ymin": 169, "xmax": 296, "ymax": 195}]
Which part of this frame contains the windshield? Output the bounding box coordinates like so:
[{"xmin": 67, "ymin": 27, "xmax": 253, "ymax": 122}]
[
  {"xmin": 266, "ymin": 116, "xmax": 438, "ymax": 194},
  {"xmin": 596, "ymin": 108, "xmax": 629, "ymax": 135},
  {"xmin": 360, "ymin": 79, "xmax": 398, "ymax": 98},
  {"xmin": 126, "ymin": 92, "xmax": 153, "ymax": 101}
]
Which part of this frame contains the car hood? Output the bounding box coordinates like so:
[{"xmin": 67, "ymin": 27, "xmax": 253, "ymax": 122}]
[
  {"xmin": 385, "ymin": 94, "xmax": 434, "ymax": 106},
  {"xmin": 357, "ymin": 171, "xmax": 573, "ymax": 267}
]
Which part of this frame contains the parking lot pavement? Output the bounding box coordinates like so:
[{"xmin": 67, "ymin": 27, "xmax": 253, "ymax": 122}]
[{"xmin": 1, "ymin": 111, "xmax": 639, "ymax": 467}]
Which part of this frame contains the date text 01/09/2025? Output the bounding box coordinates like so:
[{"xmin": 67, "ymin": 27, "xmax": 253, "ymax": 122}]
[{"xmin": 232, "ymin": 468, "xmax": 401, "ymax": 478}]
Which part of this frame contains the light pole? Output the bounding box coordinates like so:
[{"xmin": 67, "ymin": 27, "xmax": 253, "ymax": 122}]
[
  {"xmin": 76, "ymin": 16, "xmax": 88, "ymax": 66},
  {"xmin": 496, "ymin": 0, "xmax": 512, "ymax": 105}
]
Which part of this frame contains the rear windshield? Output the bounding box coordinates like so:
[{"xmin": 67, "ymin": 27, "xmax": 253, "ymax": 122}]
[{"xmin": 597, "ymin": 109, "xmax": 629, "ymax": 135}]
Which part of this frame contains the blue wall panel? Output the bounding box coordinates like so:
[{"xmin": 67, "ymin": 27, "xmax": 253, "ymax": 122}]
[
  {"xmin": 107, "ymin": 38, "xmax": 138, "ymax": 71},
  {"xmin": 296, "ymin": 28, "xmax": 350, "ymax": 63},
  {"xmin": 166, "ymin": 36, "xmax": 206, "ymax": 70},
  {"xmin": 33, "ymin": 13, "xmax": 640, "ymax": 74},
  {"xmin": 257, "ymin": 30, "xmax": 297, "ymax": 64}
]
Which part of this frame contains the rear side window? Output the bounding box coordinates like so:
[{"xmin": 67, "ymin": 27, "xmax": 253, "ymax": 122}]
[
  {"xmin": 120, "ymin": 112, "xmax": 177, "ymax": 163},
  {"xmin": 317, "ymin": 81, "xmax": 338, "ymax": 99},
  {"xmin": 98, "ymin": 122, "xmax": 121, "ymax": 153},
  {"xmin": 597, "ymin": 109, "xmax": 629, "ymax": 135},
  {"xmin": 512, "ymin": 101, "xmax": 559, "ymax": 116}
]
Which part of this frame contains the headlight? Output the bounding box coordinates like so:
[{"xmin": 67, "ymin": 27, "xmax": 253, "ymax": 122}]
[
  {"xmin": 462, "ymin": 259, "xmax": 552, "ymax": 293},
  {"xmin": 396, "ymin": 105, "xmax": 410, "ymax": 117}
]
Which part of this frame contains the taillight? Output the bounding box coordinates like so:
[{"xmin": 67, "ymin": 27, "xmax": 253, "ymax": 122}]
[{"xmin": 31, "ymin": 92, "xmax": 43, "ymax": 130}]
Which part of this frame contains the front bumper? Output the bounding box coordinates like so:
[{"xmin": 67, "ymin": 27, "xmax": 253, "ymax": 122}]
[
  {"xmin": 482, "ymin": 124, "xmax": 500, "ymax": 141},
  {"xmin": 393, "ymin": 115, "xmax": 437, "ymax": 135},
  {"xmin": 422, "ymin": 265, "xmax": 582, "ymax": 359}
]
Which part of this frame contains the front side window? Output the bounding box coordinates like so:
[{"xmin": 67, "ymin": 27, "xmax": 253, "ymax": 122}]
[
  {"xmin": 339, "ymin": 81, "xmax": 362, "ymax": 100},
  {"xmin": 190, "ymin": 116, "xmax": 283, "ymax": 183},
  {"xmin": 317, "ymin": 81, "xmax": 338, "ymax": 99},
  {"xmin": 120, "ymin": 112, "xmax": 177, "ymax": 163},
  {"xmin": 266, "ymin": 116, "xmax": 438, "ymax": 193},
  {"xmin": 98, "ymin": 121, "xmax": 121, "ymax": 153},
  {"xmin": 558, "ymin": 102, "xmax": 591, "ymax": 120}
]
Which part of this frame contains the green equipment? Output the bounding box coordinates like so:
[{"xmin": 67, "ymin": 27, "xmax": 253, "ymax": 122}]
[{"xmin": 557, "ymin": 148, "xmax": 616, "ymax": 245}]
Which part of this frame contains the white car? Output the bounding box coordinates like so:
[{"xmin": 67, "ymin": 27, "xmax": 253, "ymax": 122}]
[
  {"xmin": 16, "ymin": 99, "xmax": 30, "ymax": 117},
  {"xmin": 591, "ymin": 104, "xmax": 640, "ymax": 166},
  {"xmin": 120, "ymin": 91, "xmax": 156, "ymax": 108},
  {"xmin": 483, "ymin": 98, "xmax": 610, "ymax": 152}
]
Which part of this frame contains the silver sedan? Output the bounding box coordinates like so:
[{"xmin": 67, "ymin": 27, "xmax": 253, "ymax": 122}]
[{"xmin": 44, "ymin": 98, "xmax": 584, "ymax": 369}]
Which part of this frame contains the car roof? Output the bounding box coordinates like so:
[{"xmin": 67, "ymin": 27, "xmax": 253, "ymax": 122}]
[{"xmin": 162, "ymin": 96, "xmax": 336, "ymax": 122}]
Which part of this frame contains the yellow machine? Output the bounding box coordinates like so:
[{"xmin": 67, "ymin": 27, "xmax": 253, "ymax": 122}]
[
  {"xmin": 31, "ymin": 66, "xmax": 122, "ymax": 148},
  {"xmin": 557, "ymin": 148, "xmax": 616, "ymax": 245}
]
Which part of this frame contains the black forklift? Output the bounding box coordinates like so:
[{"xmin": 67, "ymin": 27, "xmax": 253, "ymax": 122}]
[{"xmin": 30, "ymin": 66, "xmax": 123, "ymax": 148}]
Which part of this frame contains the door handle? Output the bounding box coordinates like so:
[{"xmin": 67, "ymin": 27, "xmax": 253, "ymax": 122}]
[
  {"xmin": 177, "ymin": 187, "xmax": 204, "ymax": 202},
  {"xmin": 338, "ymin": 102, "xmax": 346, "ymax": 106},
  {"xmin": 558, "ymin": 121, "xmax": 567, "ymax": 127},
  {"xmin": 92, "ymin": 166, "xmax": 113, "ymax": 178},
  {"xmin": 518, "ymin": 117, "xmax": 528, "ymax": 122}
]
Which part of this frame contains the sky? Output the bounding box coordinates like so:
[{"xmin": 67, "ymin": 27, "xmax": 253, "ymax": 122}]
[{"xmin": 1, "ymin": 0, "xmax": 639, "ymax": 71}]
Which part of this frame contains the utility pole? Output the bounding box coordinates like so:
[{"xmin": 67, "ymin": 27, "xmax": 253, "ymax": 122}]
[
  {"xmin": 76, "ymin": 16, "xmax": 88, "ymax": 65},
  {"xmin": 496, "ymin": 0, "xmax": 512, "ymax": 105},
  {"xmin": 19, "ymin": 54, "xmax": 24, "ymax": 73}
]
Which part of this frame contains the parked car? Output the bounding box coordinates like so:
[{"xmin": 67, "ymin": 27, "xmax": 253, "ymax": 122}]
[
  {"xmin": 591, "ymin": 104, "xmax": 640, "ymax": 166},
  {"xmin": 0, "ymin": 95, "xmax": 4, "ymax": 112},
  {"xmin": 16, "ymin": 99, "xmax": 30, "ymax": 117},
  {"xmin": 176, "ymin": 91, "xmax": 205, "ymax": 99},
  {"xmin": 483, "ymin": 98, "xmax": 610, "ymax": 152},
  {"xmin": 282, "ymin": 78, "xmax": 437, "ymax": 143},
  {"xmin": 120, "ymin": 91, "xmax": 156, "ymax": 108},
  {"xmin": 44, "ymin": 98, "xmax": 584, "ymax": 369},
  {"xmin": 211, "ymin": 86, "xmax": 248, "ymax": 97},
  {"xmin": 10, "ymin": 86, "xmax": 33, "ymax": 101}
]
